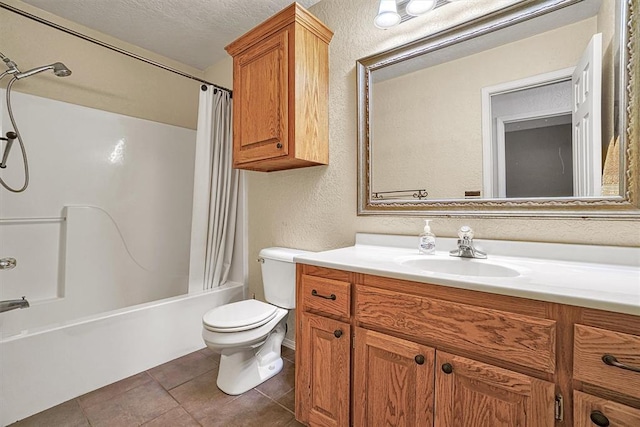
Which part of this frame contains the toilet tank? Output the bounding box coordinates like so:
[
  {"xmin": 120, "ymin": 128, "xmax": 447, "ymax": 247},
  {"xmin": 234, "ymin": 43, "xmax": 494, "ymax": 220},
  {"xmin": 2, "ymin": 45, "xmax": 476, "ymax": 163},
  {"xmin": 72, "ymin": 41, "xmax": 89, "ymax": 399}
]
[{"xmin": 259, "ymin": 247, "xmax": 310, "ymax": 309}]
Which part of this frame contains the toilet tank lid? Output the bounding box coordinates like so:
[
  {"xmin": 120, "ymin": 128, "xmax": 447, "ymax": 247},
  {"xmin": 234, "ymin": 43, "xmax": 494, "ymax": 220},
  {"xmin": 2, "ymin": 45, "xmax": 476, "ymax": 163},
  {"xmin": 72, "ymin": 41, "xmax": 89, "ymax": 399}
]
[{"xmin": 259, "ymin": 247, "xmax": 311, "ymax": 262}]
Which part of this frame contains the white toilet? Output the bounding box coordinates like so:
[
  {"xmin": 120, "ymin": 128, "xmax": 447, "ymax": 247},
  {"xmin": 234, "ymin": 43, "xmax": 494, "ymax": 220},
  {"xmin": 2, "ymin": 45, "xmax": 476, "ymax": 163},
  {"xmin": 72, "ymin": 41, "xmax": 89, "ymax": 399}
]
[{"xmin": 202, "ymin": 247, "xmax": 308, "ymax": 395}]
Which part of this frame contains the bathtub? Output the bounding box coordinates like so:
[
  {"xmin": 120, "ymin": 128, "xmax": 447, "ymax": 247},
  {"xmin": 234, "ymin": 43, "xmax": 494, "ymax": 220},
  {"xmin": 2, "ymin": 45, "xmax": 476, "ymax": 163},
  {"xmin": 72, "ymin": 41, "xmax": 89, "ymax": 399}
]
[{"xmin": 0, "ymin": 282, "xmax": 244, "ymax": 426}]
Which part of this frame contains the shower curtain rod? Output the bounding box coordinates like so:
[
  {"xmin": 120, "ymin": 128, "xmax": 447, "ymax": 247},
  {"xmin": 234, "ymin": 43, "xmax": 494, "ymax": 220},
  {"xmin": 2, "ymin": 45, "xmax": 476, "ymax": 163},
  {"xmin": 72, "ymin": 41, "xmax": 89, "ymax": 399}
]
[{"xmin": 0, "ymin": 1, "xmax": 232, "ymax": 95}]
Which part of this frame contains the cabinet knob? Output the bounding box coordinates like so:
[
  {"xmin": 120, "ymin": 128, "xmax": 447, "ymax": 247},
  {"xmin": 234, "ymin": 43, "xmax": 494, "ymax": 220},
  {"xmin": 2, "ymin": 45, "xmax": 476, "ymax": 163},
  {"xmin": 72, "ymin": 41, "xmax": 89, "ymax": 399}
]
[
  {"xmin": 441, "ymin": 363, "xmax": 453, "ymax": 374},
  {"xmin": 276, "ymin": 143, "xmax": 283, "ymax": 149},
  {"xmin": 415, "ymin": 355, "xmax": 425, "ymax": 365},
  {"xmin": 589, "ymin": 411, "xmax": 610, "ymax": 427},
  {"xmin": 334, "ymin": 330, "xmax": 343, "ymax": 338}
]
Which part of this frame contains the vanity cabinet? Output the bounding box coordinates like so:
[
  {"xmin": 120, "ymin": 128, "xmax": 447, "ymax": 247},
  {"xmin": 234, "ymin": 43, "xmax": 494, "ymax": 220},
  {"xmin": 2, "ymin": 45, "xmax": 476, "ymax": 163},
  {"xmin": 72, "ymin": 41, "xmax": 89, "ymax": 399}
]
[
  {"xmin": 295, "ymin": 263, "xmax": 640, "ymax": 427},
  {"xmin": 225, "ymin": 3, "xmax": 333, "ymax": 172},
  {"xmin": 296, "ymin": 268, "xmax": 352, "ymax": 427},
  {"xmin": 573, "ymin": 323, "xmax": 640, "ymax": 426},
  {"xmin": 573, "ymin": 391, "xmax": 640, "ymax": 426},
  {"xmin": 435, "ymin": 351, "xmax": 555, "ymax": 426},
  {"xmin": 353, "ymin": 328, "xmax": 435, "ymax": 426}
]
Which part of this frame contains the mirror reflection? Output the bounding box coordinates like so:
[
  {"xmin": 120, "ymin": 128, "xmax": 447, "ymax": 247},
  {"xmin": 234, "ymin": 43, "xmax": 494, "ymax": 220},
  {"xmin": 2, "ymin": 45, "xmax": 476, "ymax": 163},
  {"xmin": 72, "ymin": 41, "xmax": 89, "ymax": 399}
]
[{"xmin": 369, "ymin": 0, "xmax": 623, "ymax": 202}]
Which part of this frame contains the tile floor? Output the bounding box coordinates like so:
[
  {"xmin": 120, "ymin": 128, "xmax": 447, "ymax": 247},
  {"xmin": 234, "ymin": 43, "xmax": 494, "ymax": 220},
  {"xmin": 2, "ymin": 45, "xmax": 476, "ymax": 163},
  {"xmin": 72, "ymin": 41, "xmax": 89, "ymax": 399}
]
[{"xmin": 11, "ymin": 347, "xmax": 302, "ymax": 427}]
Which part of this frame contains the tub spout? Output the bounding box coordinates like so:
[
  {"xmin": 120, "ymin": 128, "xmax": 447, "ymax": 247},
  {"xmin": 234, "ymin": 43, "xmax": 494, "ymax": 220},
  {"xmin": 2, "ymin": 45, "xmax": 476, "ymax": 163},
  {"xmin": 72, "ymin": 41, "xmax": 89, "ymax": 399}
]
[{"xmin": 0, "ymin": 297, "xmax": 29, "ymax": 313}]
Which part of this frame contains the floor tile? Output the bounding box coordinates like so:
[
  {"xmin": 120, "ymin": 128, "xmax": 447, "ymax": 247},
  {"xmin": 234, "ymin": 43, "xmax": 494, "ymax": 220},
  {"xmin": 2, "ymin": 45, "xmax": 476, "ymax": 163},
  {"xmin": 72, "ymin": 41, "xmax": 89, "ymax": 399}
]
[
  {"xmin": 255, "ymin": 358, "xmax": 295, "ymax": 400},
  {"xmin": 148, "ymin": 350, "xmax": 218, "ymax": 390},
  {"xmin": 78, "ymin": 372, "xmax": 154, "ymax": 409},
  {"xmin": 83, "ymin": 380, "xmax": 178, "ymax": 427},
  {"xmin": 169, "ymin": 367, "xmax": 239, "ymax": 421},
  {"xmin": 199, "ymin": 346, "xmax": 220, "ymax": 363},
  {"xmin": 276, "ymin": 388, "xmax": 296, "ymax": 413},
  {"xmin": 281, "ymin": 346, "xmax": 295, "ymax": 363},
  {"xmin": 197, "ymin": 389, "xmax": 294, "ymax": 427},
  {"xmin": 10, "ymin": 399, "xmax": 89, "ymax": 427},
  {"xmin": 15, "ymin": 345, "xmax": 298, "ymax": 427},
  {"xmin": 142, "ymin": 407, "xmax": 200, "ymax": 426}
]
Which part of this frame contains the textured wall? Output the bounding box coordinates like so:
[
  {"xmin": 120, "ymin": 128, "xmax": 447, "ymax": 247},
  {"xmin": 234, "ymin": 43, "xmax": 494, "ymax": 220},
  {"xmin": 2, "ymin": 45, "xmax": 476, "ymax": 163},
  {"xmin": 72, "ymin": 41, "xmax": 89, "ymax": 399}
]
[
  {"xmin": 1, "ymin": 0, "xmax": 203, "ymax": 129},
  {"xmin": 210, "ymin": 0, "xmax": 640, "ymax": 345}
]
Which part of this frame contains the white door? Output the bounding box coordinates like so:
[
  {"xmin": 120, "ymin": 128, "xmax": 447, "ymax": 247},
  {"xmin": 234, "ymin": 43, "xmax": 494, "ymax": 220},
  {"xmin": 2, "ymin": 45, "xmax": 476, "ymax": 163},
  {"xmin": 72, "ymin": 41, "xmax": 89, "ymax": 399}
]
[{"xmin": 572, "ymin": 33, "xmax": 602, "ymax": 197}]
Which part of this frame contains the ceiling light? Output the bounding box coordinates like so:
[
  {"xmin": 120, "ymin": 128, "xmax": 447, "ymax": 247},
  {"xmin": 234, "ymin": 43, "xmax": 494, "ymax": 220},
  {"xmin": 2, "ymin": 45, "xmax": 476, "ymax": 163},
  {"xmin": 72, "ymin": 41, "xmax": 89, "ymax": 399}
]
[
  {"xmin": 374, "ymin": 0, "xmax": 401, "ymax": 29},
  {"xmin": 405, "ymin": 0, "xmax": 437, "ymax": 16}
]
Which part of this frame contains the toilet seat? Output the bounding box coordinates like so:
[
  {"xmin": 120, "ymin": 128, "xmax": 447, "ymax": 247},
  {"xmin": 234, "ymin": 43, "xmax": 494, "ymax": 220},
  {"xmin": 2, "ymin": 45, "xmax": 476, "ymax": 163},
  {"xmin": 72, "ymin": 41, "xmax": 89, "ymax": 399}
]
[{"xmin": 203, "ymin": 299, "xmax": 279, "ymax": 333}]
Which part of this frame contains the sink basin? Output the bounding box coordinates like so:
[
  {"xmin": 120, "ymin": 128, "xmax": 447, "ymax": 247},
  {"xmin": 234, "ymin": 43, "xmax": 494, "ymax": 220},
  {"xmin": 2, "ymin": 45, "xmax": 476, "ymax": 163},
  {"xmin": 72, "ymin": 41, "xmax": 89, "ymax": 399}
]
[{"xmin": 400, "ymin": 257, "xmax": 521, "ymax": 278}]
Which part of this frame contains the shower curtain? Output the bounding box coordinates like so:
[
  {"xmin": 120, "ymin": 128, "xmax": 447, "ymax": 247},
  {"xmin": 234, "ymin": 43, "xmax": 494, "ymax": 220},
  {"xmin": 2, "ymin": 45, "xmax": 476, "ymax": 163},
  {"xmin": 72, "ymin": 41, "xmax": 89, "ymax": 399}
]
[{"xmin": 189, "ymin": 85, "xmax": 238, "ymax": 290}]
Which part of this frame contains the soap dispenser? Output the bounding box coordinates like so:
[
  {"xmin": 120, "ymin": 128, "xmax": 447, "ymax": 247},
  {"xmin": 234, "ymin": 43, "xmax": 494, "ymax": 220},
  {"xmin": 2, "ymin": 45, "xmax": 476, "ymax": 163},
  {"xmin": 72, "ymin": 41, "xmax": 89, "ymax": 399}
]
[{"xmin": 418, "ymin": 219, "xmax": 436, "ymax": 255}]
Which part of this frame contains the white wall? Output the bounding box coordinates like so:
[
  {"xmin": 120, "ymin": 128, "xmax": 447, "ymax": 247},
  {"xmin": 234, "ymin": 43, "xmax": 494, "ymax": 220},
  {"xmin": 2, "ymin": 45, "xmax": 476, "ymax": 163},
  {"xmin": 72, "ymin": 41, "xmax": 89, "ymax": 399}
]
[{"xmin": 0, "ymin": 91, "xmax": 196, "ymax": 335}]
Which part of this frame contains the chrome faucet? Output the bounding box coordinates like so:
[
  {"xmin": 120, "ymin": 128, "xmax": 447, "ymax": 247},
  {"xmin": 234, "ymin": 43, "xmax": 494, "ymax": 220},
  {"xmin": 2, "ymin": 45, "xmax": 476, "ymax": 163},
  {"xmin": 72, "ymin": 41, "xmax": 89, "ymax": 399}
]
[
  {"xmin": 0, "ymin": 297, "xmax": 30, "ymax": 313},
  {"xmin": 449, "ymin": 226, "xmax": 487, "ymax": 259}
]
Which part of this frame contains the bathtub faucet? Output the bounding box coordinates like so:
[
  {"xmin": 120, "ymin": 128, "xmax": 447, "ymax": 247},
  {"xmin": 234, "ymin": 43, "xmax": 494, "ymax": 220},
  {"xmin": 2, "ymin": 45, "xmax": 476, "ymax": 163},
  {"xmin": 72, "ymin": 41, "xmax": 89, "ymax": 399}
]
[{"xmin": 0, "ymin": 296, "xmax": 29, "ymax": 313}]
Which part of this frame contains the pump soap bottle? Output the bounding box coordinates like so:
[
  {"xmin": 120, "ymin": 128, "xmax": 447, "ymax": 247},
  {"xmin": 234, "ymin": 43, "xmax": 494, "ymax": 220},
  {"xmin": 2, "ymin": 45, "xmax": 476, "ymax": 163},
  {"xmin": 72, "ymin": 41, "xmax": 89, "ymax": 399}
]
[{"xmin": 418, "ymin": 219, "xmax": 436, "ymax": 255}]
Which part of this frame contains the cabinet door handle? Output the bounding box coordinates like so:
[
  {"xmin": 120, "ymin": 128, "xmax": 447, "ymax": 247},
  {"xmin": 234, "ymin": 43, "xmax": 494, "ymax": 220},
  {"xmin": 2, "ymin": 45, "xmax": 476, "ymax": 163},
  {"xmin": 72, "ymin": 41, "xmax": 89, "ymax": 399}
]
[
  {"xmin": 334, "ymin": 329, "xmax": 343, "ymax": 338},
  {"xmin": 589, "ymin": 411, "xmax": 610, "ymax": 427},
  {"xmin": 414, "ymin": 355, "xmax": 425, "ymax": 365},
  {"xmin": 311, "ymin": 289, "xmax": 336, "ymax": 300},
  {"xmin": 602, "ymin": 354, "xmax": 640, "ymax": 373},
  {"xmin": 441, "ymin": 363, "xmax": 453, "ymax": 374},
  {"xmin": 276, "ymin": 143, "xmax": 283, "ymax": 149}
]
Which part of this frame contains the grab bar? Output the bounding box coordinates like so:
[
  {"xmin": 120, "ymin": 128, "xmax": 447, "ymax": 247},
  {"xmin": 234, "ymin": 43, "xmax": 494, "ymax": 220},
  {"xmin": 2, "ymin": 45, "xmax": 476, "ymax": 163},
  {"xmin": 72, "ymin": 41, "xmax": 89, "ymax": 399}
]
[{"xmin": 0, "ymin": 216, "xmax": 65, "ymax": 223}]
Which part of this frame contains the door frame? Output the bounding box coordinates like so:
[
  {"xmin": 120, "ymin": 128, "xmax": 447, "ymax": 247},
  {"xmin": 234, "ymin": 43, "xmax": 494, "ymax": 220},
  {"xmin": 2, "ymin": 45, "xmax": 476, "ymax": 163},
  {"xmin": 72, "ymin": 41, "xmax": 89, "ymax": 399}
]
[{"xmin": 481, "ymin": 67, "xmax": 574, "ymax": 198}]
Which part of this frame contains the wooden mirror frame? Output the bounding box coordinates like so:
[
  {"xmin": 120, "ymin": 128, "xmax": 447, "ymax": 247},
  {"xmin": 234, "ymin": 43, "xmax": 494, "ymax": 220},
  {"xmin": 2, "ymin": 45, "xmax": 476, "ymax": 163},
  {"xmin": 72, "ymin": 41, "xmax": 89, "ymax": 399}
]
[{"xmin": 357, "ymin": 0, "xmax": 639, "ymax": 218}]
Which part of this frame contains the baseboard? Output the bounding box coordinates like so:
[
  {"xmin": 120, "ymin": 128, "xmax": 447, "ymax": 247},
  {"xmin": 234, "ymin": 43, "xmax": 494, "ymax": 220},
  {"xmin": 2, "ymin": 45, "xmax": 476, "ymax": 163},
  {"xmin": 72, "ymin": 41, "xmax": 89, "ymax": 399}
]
[{"xmin": 283, "ymin": 337, "xmax": 296, "ymax": 351}]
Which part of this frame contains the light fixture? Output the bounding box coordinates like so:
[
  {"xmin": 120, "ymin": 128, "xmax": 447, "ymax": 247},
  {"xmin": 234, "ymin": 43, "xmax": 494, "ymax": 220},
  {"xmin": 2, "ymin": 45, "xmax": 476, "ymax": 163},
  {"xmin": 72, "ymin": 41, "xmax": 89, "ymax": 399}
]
[
  {"xmin": 405, "ymin": 0, "xmax": 437, "ymax": 16},
  {"xmin": 374, "ymin": 0, "xmax": 401, "ymax": 29},
  {"xmin": 375, "ymin": 0, "xmax": 465, "ymax": 29}
]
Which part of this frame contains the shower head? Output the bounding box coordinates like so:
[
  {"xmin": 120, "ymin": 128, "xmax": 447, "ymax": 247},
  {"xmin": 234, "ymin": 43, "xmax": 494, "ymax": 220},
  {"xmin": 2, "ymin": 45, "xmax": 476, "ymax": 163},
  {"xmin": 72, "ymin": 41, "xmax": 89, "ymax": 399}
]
[{"xmin": 14, "ymin": 62, "xmax": 72, "ymax": 80}]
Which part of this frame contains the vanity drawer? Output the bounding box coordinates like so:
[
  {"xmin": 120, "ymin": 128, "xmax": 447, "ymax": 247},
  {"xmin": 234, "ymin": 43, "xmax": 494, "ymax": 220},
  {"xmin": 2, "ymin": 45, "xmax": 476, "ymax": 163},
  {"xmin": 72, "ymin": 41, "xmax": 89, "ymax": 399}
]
[
  {"xmin": 355, "ymin": 284, "xmax": 556, "ymax": 373},
  {"xmin": 574, "ymin": 391, "xmax": 640, "ymax": 427},
  {"xmin": 574, "ymin": 324, "xmax": 640, "ymax": 399},
  {"xmin": 301, "ymin": 274, "xmax": 351, "ymax": 319}
]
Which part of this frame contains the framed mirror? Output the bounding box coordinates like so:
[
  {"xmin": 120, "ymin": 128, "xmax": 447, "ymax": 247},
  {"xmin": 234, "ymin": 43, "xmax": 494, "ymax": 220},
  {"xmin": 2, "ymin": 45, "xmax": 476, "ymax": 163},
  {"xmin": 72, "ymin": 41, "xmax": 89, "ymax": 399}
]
[{"xmin": 357, "ymin": 0, "xmax": 639, "ymax": 217}]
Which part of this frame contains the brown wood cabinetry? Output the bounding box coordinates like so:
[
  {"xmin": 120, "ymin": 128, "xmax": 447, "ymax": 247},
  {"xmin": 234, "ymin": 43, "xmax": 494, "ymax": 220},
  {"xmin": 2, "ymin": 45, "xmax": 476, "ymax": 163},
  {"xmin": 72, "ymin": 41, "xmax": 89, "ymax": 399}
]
[
  {"xmin": 574, "ymin": 391, "xmax": 640, "ymax": 427},
  {"xmin": 294, "ymin": 264, "xmax": 640, "ymax": 426},
  {"xmin": 225, "ymin": 3, "xmax": 333, "ymax": 172},
  {"xmin": 435, "ymin": 351, "xmax": 555, "ymax": 427},
  {"xmin": 353, "ymin": 327, "xmax": 435, "ymax": 426}
]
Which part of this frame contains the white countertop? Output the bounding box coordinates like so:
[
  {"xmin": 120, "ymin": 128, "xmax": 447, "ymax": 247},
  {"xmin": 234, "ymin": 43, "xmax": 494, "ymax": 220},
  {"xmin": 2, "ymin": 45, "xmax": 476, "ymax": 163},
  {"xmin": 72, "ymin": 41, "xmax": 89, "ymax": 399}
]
[{"xmin": 294, "ymin": 234, "xmax": 640, "ymax": 316}]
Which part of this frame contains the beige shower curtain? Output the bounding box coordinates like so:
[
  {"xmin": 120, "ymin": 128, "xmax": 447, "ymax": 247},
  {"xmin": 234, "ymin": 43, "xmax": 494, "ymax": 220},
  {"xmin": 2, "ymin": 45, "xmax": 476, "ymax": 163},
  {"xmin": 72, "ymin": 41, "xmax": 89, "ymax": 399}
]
[{"xmin": 189, "ymin": 85, "xmax": 238, "ymax": 290}]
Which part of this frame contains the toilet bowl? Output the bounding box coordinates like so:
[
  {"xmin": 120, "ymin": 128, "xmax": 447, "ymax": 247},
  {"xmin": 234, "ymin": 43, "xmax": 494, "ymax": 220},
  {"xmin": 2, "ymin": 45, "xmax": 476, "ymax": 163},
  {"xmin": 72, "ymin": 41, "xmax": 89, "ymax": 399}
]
[{"xmin": 202, "ymin": 247, "xmax": 308, "ymax": 395}]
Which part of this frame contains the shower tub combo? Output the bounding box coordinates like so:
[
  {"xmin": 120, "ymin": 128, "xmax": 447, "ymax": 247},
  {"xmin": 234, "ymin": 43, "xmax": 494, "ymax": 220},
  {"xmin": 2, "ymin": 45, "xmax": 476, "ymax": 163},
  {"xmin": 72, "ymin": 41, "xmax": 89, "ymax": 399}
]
[{"xmin": 0, "ymin": 74, "xmax": 244, "ymax": 424}]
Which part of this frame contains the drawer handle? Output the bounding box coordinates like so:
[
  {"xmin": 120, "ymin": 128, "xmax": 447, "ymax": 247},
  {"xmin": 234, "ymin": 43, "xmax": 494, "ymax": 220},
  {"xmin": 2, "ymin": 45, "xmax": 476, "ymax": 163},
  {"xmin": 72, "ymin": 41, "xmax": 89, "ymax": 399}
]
[
  {"xmin": 311, "ymin": 289, "xmax": 336, "ymax": 300},
  {"xmin": 415, "ymin": 355, "xmax": 425, "ymax": 365},
  {"xmin": 276, "ymin": 143, "xmax": 283, "ymax": 149},
  {"xmin": 334, "ymin": 330, "xmax": 343, "ymax": 338},
  {"xmin": 441, "ymin": 363, "xmax": 453, "ymax": 374},
  {"xmin": 602, "ymin": 354, "xmax": 640, "ymax": 373},
  {"xmin": 589, "ymin": 411, "xmax": 610, "ymax": 427}
]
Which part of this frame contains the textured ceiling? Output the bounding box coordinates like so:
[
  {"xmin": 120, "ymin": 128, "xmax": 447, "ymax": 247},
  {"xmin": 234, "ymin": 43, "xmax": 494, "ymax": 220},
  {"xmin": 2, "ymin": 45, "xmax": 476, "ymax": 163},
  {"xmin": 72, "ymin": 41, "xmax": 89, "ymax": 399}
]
[{"xmin": 20, "ymin": 0, "xmax": 323, "ymax": 70}]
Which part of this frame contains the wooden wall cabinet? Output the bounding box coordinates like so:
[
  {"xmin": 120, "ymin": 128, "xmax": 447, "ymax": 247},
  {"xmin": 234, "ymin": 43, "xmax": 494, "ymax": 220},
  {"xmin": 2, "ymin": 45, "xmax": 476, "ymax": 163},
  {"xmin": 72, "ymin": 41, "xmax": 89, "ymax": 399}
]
[
  {"xmin": 225, "ymin": 3, "xmax": 333, "ymax": 172},
  {"xmin": 295, "ymin": 263, "xmax": 640, "ymax": 427}
]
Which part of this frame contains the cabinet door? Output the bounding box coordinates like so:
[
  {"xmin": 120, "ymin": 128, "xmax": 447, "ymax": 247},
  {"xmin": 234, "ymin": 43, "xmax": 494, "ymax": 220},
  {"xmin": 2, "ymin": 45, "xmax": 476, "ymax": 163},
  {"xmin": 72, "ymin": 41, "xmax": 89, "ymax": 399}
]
[
  {"xmin": 353, "ymin": 327, "xmax": 435, "ymax": 427},
  {"xmin": 297, "ymin": 313, "xmax": 350, "ymax": 427},
  {"xmin": 435, "ymin": 351, "xmax": 555, "ymax": 427},
  {"xmin": 574, "ymin": 391, "xmax": 640, "ymax": 427},
  {"xmin": 233, "ymin": 29, "xmax": 288, "ymax": 165}
]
